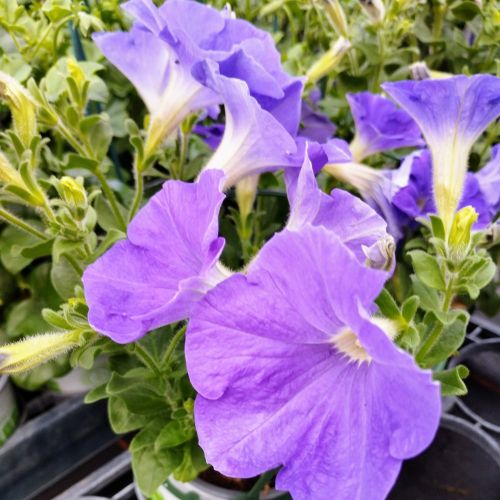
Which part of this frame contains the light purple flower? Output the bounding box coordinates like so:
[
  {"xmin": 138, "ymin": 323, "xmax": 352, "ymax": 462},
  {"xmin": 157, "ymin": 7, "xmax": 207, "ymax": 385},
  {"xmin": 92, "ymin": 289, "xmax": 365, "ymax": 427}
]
[
  {"xmin": 83, "ymin": 170, "xmax": 228, "ymax": 343},
  {"xmin": 323, "ymin": 161, "xmax": 410, "ymax": 240},
  {"xmin": 347, "ymin": 91, "xmax": 424, "ymax": 162},
  {"xmin": 382, "ymin": 75, "xmax": 500, "ymax": 231},
  {"xmin": 195, "ymin": 60, "xmax": 299, "ymax": 188},
  {"xmin": 476, "ymin": 145, "xmax": 500, "ymax": 218},
  {"xmin": 93, "ymin": 0, "xmax": 301, "ymax": 152},
  {"xmin": 193, "ymin": 123, "xmax": 225, "ymax": 150},
  {"xmin": 393, "ymin": 149, "xmax": 491, "ymax": 228},
  {"xmin": 299, "ymin": 89, "xmax": 336, "ymax": 143},
  {"xmin": 286, "ymin": 151, "xmax": 392, "ymax": 266},
  {"xmin": 186, "ymin": 225, "xmax": 441, "ymax": 500}
]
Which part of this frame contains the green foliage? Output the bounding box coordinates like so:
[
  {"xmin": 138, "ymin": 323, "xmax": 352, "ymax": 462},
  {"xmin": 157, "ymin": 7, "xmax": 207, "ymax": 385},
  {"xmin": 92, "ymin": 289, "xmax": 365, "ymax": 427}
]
[{"xmin": 0, "ymin": 0, "xmax": 499, "ymax": 494}]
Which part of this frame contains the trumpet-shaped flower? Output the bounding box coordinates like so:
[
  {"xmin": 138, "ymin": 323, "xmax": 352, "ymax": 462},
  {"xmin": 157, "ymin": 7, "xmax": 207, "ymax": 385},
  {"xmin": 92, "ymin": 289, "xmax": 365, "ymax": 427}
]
[
  {"xmin": 286, "ymin": 152, "xmax": 391, "ymax": 266},
  {"xmin": 382, "ymin": 75, "xmax": 500, "ymax": 232},
  {"xmin": 323, "ymin": 160, "xmax": 410, "ymax": 240},
  {"xmin": 186, "ymin": 225, "xmax": 441, "ymax": 500},
  {"xmin": 347, "ymin": 91, "xmax": 424, "ymax": 162},
  {"xmin": 392, "ymin": 149, "xmax": 491, "ymax": 228},
  {"xmin": 299, "ymin": 89, "xmax": 336, "ymax": 143},
  {"xmin": 83, "ymin": 170, "xmax": 228, "ymax": 343},
  {"xmin": 94, "ymin": 0, "xmax": 300, "ymax": 155}
]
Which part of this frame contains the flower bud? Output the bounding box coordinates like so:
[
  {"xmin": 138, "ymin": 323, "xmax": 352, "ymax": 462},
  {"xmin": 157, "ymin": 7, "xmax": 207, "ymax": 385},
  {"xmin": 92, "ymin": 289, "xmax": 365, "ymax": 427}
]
[
  {"xmin": 59, "ymin": 176, "xmax": 88, "ymax": 209},
  {"xmin": 363, "ymin": 235, "xmax": 396, "ymax": 271},
  {"xmin": 358, "ymin": 0, "xmax": 386, "ymax": 24},
  {"xmin": 448, "ymin": 206, "xmax": 478, "ymax": 260},
  {"xmin": 0, "ymin": 151, "xmax": 23, "ymax": 187},
  {"xmin": 306, "ymin": 37, "xmax": 351, "ymax": 85},
  {"xmin": 0, "ymin": 331, "xmax": 82, "ymax": 374},
  {"xmin": 236, "ymin": 174, "xmax": 259, "ymax": 220},
  {"xmin": 0, "ymin": 71, "xmax": 37, "ymax": 149},
  {"xmin": 320, "ymin": 0, "xmax": 350, "ymax": 39}
]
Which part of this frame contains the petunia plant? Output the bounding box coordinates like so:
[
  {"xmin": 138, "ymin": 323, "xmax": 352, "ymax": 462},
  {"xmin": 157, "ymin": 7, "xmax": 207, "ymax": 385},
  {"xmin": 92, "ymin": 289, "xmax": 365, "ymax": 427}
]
[{"xmin": 0, "ymin": 0, "xmax": 499, "ymax": 499}]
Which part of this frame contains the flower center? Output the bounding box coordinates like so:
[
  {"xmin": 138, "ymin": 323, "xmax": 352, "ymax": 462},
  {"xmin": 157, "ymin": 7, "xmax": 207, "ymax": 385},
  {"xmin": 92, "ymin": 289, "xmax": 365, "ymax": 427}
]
[{"xmin": 332, "ymin": 318, "xmax": 397, "ymax": 365}]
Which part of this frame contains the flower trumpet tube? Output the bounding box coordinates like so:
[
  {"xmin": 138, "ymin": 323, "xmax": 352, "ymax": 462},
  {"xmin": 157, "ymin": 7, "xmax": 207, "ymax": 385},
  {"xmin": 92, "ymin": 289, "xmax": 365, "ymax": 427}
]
[
  {"xmin": 0, "ymin": 331, "xmax": 83, "ymax": 374},
  {"xmin": 94, "ymin": 0, "xmax": 301, "ymax": 157},
  {"xmin": 306, "ymin": 37, "xmax": 351, "ymax": 86},
  {"xmin": 382, "ymin": 75, "xmax": 500, "ymax": 233}
]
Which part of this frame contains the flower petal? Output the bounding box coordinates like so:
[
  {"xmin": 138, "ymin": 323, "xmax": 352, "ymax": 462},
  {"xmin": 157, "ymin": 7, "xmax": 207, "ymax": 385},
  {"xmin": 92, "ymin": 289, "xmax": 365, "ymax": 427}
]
[
  {"xmin": 83, "ymin": 170, "xmax": 225, "ymax": 343},
  {"xmin": 347, "ymin": 91, "xmax": 424, "ymax": 161},
  {"xmin": 187, "ymin": 227, "xmax": 440, "ymax": 500},
  {"xmin": 195, "ymin": 60, "xmax": 299, "ymax": 187}
]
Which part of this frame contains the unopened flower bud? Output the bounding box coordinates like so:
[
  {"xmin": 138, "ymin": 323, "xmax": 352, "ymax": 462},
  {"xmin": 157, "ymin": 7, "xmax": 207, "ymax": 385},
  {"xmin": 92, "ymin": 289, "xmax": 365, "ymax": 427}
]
[
  {"xmin": 358, "ymin": 0, "xmax": 386, "ymax": 24},
  {"xmin": 236, "ymin": 174, "xmax": 259, "ymax": 220},
  {"xmin": 363, "ymin": 235, "xmax": 396, "ymax": 271},
  {"xmin": 0, "ymin": 151, "xmax": 23, "ymax": 187},
  {"xmin": 59, "ymin": 176, "xmax": 87, "ymax": 209},
  {"xmin": 448, "ymin": 206, "xmax": 478, "ymax": 260},
  {"xmin": 0, "ymin": 331, "xmax": 82, "ymax": 374},
  {"xmin": 306, "ymin": 37, "xmax": 351, "ymax": 85},
  {"xmin": 0, "ymin": 71, "xmax": 37, "ymax": 149},
  {"xmin": 320, "ymin": 0, "xmax": 350, "ymax": 39}
]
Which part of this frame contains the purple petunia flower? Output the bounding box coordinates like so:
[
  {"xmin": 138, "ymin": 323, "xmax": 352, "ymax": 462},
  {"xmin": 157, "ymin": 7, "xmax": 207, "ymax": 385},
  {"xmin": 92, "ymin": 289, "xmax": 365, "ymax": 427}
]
[
  {"xmin": 83, "ymin": 170, "xmax": 229, "ymax": 343},
  {"xmin": 93, "ymin": 0, "xmax": 301, "ymax": 153},
  {"xmin": 382, "ymin": 75, "xmax": 500, "ymax": 231},
  {"xmin": 347, "ymin": 91, "xmax": 424, "ymax": 162},
  {"xmin": 323, "ymin": 160, "xmax": 410, "ymax": 240},
  {"xmin": 393, "ymin": 149, "xmax": 492, "ymax": 229},
  {"xmin": 299, "ymin": 89, "xmax": 336, "ymax": 143},
  {"xmin": 195, "ymin": 62, "xmax": 349, "ymax": 188},
  {"xmin": 186, "ymin": 225, "xmax": 441, "ymax": 499},
  {"xmin": 286, "ymin": 151, "xmax": 392, "ymax": 266},
  {"xmin": 476, "ymin": 145, "xmax": 500, "ymax": 219}
]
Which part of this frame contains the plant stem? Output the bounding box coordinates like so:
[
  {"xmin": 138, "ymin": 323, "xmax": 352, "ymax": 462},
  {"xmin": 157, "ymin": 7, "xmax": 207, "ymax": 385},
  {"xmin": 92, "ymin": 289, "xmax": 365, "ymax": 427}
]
[
  {"xmin": 133, "ymin": 343, "xmax": 162, "ymax": 377},
  {"xmin": 0, "ymin": 207, "xmax": 48, "ymax": 240},
  {"xmin": 162, "ymin": 325, "xmax": 187, "ymax": 367},
  {"xmin": 236, "ymin": 469, "xmax": 278, "ymax": 500},
  {"xmin": 64, "ymin": 253, "xmax": 83, "ymax": 275},
  {"xmin": 93, "ymin": 169, "xmax": 127, "ymax": 232},
  {"xmin": 129, "ymin": 156, "xmax": 144, "ymax": 222}
]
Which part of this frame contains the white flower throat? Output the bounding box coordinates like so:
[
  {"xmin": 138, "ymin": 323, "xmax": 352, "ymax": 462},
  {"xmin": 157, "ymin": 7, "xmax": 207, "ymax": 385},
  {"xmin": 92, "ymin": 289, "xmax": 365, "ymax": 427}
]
[{"xmin": 332, "ymin": 317, "xmax": 398, "ymax": 365}]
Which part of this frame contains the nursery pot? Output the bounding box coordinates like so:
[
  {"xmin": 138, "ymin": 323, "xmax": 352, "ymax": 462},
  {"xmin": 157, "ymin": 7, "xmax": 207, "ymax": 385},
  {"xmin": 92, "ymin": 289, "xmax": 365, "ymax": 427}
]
[
  {"xmin": 448, "ymin": 338, "xmax": 500, "ymax": 433},
  {"xmin": 389, "ymin": 414, "xmax": 500, "ymax": 499},
  {"xmin": 0, "ymin": 375, "xmax": 19, "ymax": 447},
  {"xmin": 135, "ymin": 473, "xmax": 289, "ymax": 500}
]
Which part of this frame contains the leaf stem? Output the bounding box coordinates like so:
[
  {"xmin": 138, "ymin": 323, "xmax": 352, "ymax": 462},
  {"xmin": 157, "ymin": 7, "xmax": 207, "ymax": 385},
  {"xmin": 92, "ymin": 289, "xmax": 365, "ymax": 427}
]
[
  {"xmin": 133, "ymin": 343, "xmax": 162, "ymax": 378},
  {"xmin": 0, "ymin": 206, "xmax": 48, "ymax": 240},
  {"xmin": 129, "ymin": 156, "xmax": 144, "ymax": 222},
  {"xmin": 162, "ymin": 325, "xmax": 187, "ymax": 368},
  {"xmin": 93, "ymin": 169, "xmax": 127, "ymax": 232}
]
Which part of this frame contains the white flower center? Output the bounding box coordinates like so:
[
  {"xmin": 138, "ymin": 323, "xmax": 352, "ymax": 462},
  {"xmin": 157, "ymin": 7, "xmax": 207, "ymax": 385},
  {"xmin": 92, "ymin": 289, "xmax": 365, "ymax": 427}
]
[{"xmin": 332, "ymin": 317, "xmax": 397, "ymax": 365}]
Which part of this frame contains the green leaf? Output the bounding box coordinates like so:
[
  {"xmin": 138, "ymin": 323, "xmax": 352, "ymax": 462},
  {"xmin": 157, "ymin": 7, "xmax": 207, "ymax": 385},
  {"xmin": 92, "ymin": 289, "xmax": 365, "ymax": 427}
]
[
  {"xmin": 401, "ymin": 296, "xmax": 420, "ymax": 323},
  {"xmin": 0, "ymin": 223, "xmax": 42, "ymax": 273},
  {"xmin": 434, "ymin": 365, "xmax": 469, "ymax": 396},
  {"xmin": 419, "ymin": 310, "xmax": 469, "ymax": 368},
  {"xmin": 50, "ymin": 257, "xmax": 81, "ymax": 299},
  {"xmin": 108, "ymin": 396, "xmax": 153, "ymax": 434},
  {"xmin": 155, "ymin": 420, "xmax": 195, "ymax": 450},
  {"xmin": 451, "ymin": 1, "xmax": 482, "ymax": 21},
  {"xmin": 84, "ymin": 383, "xmax": 108, "ymax": 403},
  {"xmin": 410, "ymin": 275, "xmax": 441, "ymax": 311},
  {"xmin": 172, "ymin": 441, "xmax": 208, "ymax": 483},
  {"xmin": 429, "ymin": 215, "xmax": 445, "ymax": 241},
  {"xmin": 132, "ymin": 444, "xmax": 181, "ymax": 497},
  {"xmin": 106, "ymin": 372, "xmax": 167, "ymax": 414},
  {"xmin": 409, "ymin": 251, "xmax": 446, "ymax": 291},
  {"xmin": 375, "ymin": 289, "xmax": 401, "ymax": 320}
]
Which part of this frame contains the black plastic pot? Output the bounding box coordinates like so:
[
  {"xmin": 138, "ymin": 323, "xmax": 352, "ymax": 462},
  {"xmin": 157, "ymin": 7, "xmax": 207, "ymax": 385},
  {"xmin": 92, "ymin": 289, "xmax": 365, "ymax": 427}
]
[
  {"xmin": 389, "ymin": 414, "xmax": 500, "ymax": 499},
  {"xmin": 448, "ymin": 338, "xmax": 500, "ymax": 433}
]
